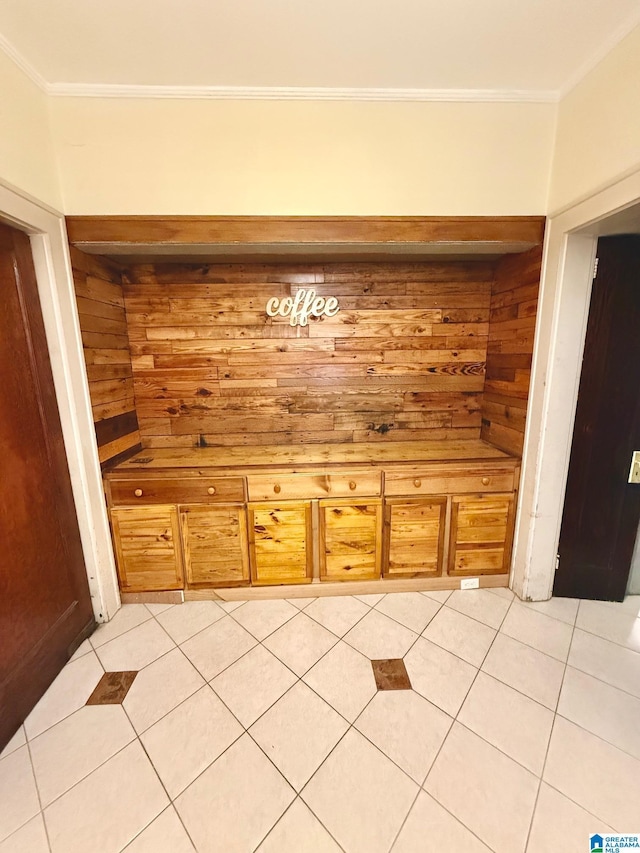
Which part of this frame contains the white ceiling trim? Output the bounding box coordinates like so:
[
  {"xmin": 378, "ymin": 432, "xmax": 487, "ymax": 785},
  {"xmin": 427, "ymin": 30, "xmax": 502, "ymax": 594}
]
[
  {"xmin": 0, "ymin": 32, "xmax": 559, "ymax": 103},
  {"xmin": 558, "ymin": 7, "xmax": 640, "ymax": 97},
  {"xmin": 46, "ymin": 82, "xmax": 560, "ymax": 103},
  {"xmin": 3, "ymin": 13, "xmax": 639, "ymax": 106},
  {"xmin": 0, "ymin": 31, "xmax": 48, "ymax": 91}
]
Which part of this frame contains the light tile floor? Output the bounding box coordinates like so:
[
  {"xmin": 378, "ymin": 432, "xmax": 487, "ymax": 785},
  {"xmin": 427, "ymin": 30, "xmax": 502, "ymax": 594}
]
[{"xmin": 1, "ymin": 590, "xmax": 639, "ymax": 852}]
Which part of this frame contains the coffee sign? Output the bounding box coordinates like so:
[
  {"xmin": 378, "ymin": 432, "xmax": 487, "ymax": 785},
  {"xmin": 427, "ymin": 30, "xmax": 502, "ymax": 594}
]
[{"xmin": 265, "ymin": 289, "xmax": 340, "ymax": 327}]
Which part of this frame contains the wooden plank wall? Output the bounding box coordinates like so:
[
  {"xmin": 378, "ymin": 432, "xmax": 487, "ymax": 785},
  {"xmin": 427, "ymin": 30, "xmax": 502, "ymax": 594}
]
[
  {"xmin": 71, "ymin": 248, "xmax": 142, "ymax": 465},
  {"xmin": 123, "ymin": 262, "xmax": 494, "ymax": 448},
  {"xmin": 480, "ymin": 246, "xmax": 542, "ymax": 455}
]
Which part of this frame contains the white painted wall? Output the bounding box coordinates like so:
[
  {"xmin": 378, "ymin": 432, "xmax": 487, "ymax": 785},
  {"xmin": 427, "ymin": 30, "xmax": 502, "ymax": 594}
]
[
  {"xmin": 550, "ymin": 24, "xmax": 640, "ymax": 212},
  {"xmin": 0, "ymin": 50, "xmax": 60, "ymax": 209},
  {"xmin": 49, "ymin": 98, "xmax": 556, "ymax": 215}
]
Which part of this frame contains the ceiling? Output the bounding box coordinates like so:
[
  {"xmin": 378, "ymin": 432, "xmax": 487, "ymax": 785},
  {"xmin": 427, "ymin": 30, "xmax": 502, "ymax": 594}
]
[{"xmin": 0, "ymin": 0, "xmax": 638, "ymax": 98}]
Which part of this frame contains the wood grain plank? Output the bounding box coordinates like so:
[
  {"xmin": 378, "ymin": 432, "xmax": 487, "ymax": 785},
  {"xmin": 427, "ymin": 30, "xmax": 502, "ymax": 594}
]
[
  {"xmin": 480, "ymin": 247, "xmax": 541, "ymax": 453},
  {"xmin": 73, "ymin": 248, "xmax": 139, "ymax": 465},
  {"xmin": 66, "ymin": 215, "xmax": 545, "ymax": 248}
]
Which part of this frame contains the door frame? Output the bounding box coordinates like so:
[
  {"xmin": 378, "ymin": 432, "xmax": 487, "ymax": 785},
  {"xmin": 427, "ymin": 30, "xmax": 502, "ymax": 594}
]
[
  {"xmin": 512, "ymin": 166, "xmax": 640, "ymax": 601},
  {"xmin": 0, "ymin": 178, "xmax": 119, "ymax": 620}
]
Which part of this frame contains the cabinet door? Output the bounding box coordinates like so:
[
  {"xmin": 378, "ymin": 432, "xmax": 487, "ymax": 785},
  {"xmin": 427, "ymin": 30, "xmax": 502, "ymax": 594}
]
[
  {"xmin": 181, "ymin": 505, "xmax": 249, "ymax": 588},
  {"xmin": 448, "ymin": 493, "xmax": 515, "ymax": 576},
  {"xmin": 319, "ymin": 499, "xmax": 382, "ymax": 582},
  {"xmin": 110, "ymin": 506, "xmax": 184, "ymax": 592},
  {"xmin": 384, "ymin": 497, "xmax": 446, "ymax": 578},
  {"xmin": 248, "ymin": 501, "xmax": 313, "ymax": 585}
]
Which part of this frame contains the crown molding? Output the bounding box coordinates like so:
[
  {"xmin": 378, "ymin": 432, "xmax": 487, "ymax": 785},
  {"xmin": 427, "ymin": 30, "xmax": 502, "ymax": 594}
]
[
  {"xmin": 0, "ymin": 34, "xmax": 560, "ymax": 101},
  {"xmin": 45, "ymin": 82, "xmax": 560, "ymax": 102},
  {"xmin": 4, "ymin": 15, "xmax": 638, "ymax": 107},
  {"xmin": 558, "ymin": 10, "xmax": 640, "ymax": 98},
  {"xmin": 0, "ymin": 31, "xmax": 48, "ymax": 92}
]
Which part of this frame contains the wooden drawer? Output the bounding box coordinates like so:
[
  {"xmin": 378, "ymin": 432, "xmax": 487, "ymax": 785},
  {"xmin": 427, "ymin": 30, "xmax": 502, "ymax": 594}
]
[
  {"xmin": 384, "ymin": 466, "xmax": 515, "ymax": 497},
  {"xmin": 108, "ymin": 476, "xmax": 245, "ymax": 506},
  {"xmin": 247, "ymin": 471, "xmax": 381, "ymax": 502}
]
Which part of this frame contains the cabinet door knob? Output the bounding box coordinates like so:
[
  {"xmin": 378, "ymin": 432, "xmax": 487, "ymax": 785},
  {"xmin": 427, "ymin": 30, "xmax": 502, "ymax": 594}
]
[
  {"xmin": 482, "ymin": 477, "xmax": 490, "ymax": 486},
  {"xmin": 274, "ymin": 484, "xmax": 281, "ymax": 494},
  {"xmin": 413, "ymin": 478, "xmax": 422, "ymax": 488},
  {"xmin": 349, "ymin": 480, "xmax": 357, "ymax": 491},
  {"xmin": 134, "ymin": 488, "xmax": 143, "ymax": 497},
  {"xmin": 207, "ymin": 486, "xmax": 216, "ymax": 495}
]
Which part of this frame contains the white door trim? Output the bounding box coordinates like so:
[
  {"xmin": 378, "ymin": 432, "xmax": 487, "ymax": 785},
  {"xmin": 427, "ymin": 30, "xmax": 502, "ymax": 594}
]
[
  {"xmin": 511, "ymin": 166, "xmax": 640, "ymax": 600},
  {"xmin": 0, "ymin": 178, "xmax": 120, "ymax": 621}
]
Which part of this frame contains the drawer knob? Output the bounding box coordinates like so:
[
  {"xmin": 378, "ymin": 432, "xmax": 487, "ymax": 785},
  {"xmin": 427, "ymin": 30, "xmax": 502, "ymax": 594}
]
[
  {"xmin": 413, "ymin": 478, "xmax": 422, "ymax": 488},
  {"xmin": 207, "ymin": 486, "xmax": 216, "ymax": 495},
  {"xmin": 349, "ymin": 480, "xmax": 357, "ymax": 491},
  {"xmin": 274, "ymin": 484, "xmax": 281, "ymax": 494},
  {"xmin": 134, "ymin": 488, "xmax": 143, "ymax": 497},
  {"xmin": 482, "ymin": 477, "xmax": 490, "ymax": 486}
]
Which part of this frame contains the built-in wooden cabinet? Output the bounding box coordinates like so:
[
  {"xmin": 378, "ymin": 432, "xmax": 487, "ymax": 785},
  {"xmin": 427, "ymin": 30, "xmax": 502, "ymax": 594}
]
[
  {"xmin": 247, "ymin": 501, "xmax": 313, "ymax": 585},
  {"xmin": 181, "ymin": 504, "xmax": 249, "ymax": 588},
  {"xmin": 448, "ymin": 493, "xmax": 516, "ymax": 576},
  {"xmin": 104, "ymin": 441, "xmax": 520, "ymax": 594},
  {"xmin": 110, "ymin": 505, "xmax": 184, "ymax": 592},
  {"xmin": 319, "ymin": 499, "xmax": 383, "ymax": 582},
  {"xmin": 383, "ymin": 497, "xmax": 446, "ymax": 578}
]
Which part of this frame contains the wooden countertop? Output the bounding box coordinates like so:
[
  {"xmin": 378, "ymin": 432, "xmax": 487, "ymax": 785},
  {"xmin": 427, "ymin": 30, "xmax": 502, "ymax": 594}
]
[{"xmin": 105, "ymin": 439, "xmax": 519, "ymax": 475}]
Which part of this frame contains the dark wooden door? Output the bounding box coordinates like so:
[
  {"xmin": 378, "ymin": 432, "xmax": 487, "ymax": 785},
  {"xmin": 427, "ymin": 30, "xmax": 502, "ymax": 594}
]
[
  {"xmin": 0, "ymin": 223, "xmax": 94, "ymax": 750},
  {"xmin": 555, "ymin": 235, "xmax": 640, "ymax": 601}
]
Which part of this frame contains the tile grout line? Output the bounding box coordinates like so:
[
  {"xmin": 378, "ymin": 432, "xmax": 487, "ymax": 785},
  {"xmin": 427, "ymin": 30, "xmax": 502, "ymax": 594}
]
[
  {"xmin": 415, "ymin": 593, "xmax": 522, "ymax": 850},
  {"xmin": 572, "ymin": 621, "xmax": 640, "ymax": 655},
  {"xmin": 387, "ymin": 701, "xmax": 462, "ymax": 853},
  {"xmin": 520, "ymin": 610, "xmax": 575, "ymax": 853},
  {"xmin": 560, "ymin": 657, "xmax": 640, "ymax": 702},
  {"xmin": 413, "ymin": 592, "xmax": 527, "ymax": 847},
  {"xmin": 231, "ymin": 594, "xmax": 377, "ymax": 643},
  {"xmin": 25, "ymin": 737, "xmax": 140, "ymax": 833},
  {"xmin": 553, "ymin": 687, "xmax": 640, "ymax": 765},
  {"xmin": 21, "ymin": 736, "xmax": 53, "ymax": 853},
  {"xmin": 294, "ymin": 722, "xmax": 403, "ymax": 850},
  {"xmin": 117, "ymin": 804, "xmax": 196, "ymax": 853},
  {"xmin": 248, "ymin": 794, "xmax": 347, "ymax": 853},
  {"xmin": 226, "ymin": 600, "xmax": 302, "ymax": 643},
  {"xmin": 123, "ymin": 702, "xmax": 202, "ymax": 853},
  {"xmin": 490, "ymin": 621, "xmax": 572, "ymax": 667},
  {"xmin": 22, "ymin": 650, "xmax": 108, "ymax": 745},
  {"xmin": 89, "ymin": 607, "xmax": 157, "ymax": 653},
  {"xmin": 537, "ymin": 777, "xmax": 621, "ymax": 834}
]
